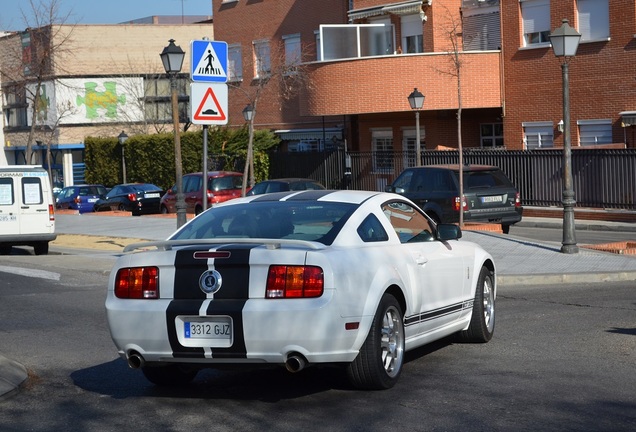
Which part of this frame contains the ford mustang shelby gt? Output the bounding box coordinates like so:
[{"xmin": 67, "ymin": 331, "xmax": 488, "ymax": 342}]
[{"xmin": 106, "ymin": 190, "xmax": 496, "ymax": 390}]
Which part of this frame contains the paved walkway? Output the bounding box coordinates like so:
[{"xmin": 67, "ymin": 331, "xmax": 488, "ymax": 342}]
[{"xmin": 2, "ymin": 212, "xmax": 636, "ymax": 399}]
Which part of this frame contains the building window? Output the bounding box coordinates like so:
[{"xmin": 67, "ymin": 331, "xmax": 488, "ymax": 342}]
[
  {"xmin": 144, "ymin": 77, "xmax": 188, "ymax": 122},
  {"xmin": 283, "ymin": 34, "xmax": 301, "ymax": 67},
  {"xmin": 578, "ymin": 119, "xmax": 612, "ymax": 146},
  {"xmin": 228, "ymin": 44, "xmax": 242, "ymax": 82},
  {"xmin": 462, "ymin": 9, "xmax": 501, "ymax": 51},
  {"xmin": 372, "ymin": 129, "xmax": 394, "ymax": 173},
  {"xmin": 521, "ymin": 0, "xmax": 550, "ymax": 46},
  {"xmin": 481, "ymin": 123, "xmax": 504, "ymax": 148},
  {"xmin": 314, "ymin": 30, "xmax": 321, "ymax": 61},
  {"xmin": 401, "ymin": 14, "xmax": 423, "ymax": 53},
  {"xmin": 577, "ymin": 0, "xmax": 609, "ymax": 42},
  {"xmin": 2, "ymin": 85, "xmax": 28, "ymax": 128},
  {"xmin": 523, "ymin": 121, "xmax": 554, "ymax": 149},
  {"xmin": 253, "ymin": 39, "xmax": 271, "ymax": 78}
]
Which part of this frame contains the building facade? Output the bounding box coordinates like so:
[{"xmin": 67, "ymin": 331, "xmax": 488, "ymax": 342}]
[
  {"xmin": 0, "ymin": 21, "xmax": 211, "ymax": 185},
  {"xmin": 212, "ymin": 0, "xmax": 635, "ymax": 159}
]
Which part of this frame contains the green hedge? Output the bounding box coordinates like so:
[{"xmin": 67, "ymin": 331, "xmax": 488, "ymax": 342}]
[{"xmin": 84, "ymin": 127, "xmax": 280, "ymax": 189}]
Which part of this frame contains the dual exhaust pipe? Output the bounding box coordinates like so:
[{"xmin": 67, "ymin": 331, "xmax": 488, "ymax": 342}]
[{"xmin": 127, "ymin": 351, "xmax": 308, "ymax": 373}]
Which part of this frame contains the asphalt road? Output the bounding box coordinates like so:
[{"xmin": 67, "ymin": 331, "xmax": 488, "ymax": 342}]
[{"xmin": 0, "ymin": 254, "xmax": 634, "ymax": 431}]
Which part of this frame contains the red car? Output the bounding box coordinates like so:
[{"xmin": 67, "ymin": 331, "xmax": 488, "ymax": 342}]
[{"xmin": 160, "ymin": 171, "xmax": 244, "ymax": 215}]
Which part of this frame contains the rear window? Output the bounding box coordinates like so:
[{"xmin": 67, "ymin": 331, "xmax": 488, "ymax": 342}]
[
  {"xmin": 210, "ymin": 176, "xmax": 242, "ymax": 191},
  {"xmin": 172, "ymin": 201, "xmax": 356, "ymax": 245},
  {"xmin": 465, "ymin": 170, "xmax": 514, "ymax": 189}
]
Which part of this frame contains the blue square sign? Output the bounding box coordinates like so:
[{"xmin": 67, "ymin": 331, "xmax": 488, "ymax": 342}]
[{"xmin": 190, "ymin": 40, "xmax": 228, "ymax": 83}]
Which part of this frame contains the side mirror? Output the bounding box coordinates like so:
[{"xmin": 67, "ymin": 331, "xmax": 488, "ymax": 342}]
[
  {"xmin": 385, "ymin": 185, "xmax": 395, "ymax": 193},
  {"xmin": 436, "ymin": 224, "xmax": 462, "ymax": 241}
]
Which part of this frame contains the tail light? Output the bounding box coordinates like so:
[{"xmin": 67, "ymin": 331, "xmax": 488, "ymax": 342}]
[
  {"xmin": 453, "ymin": 196, "xmax": 467, "ymax": 211},
  {"xmin": 48, "ymin": 204, "xmax": 55, "ymax": 221},
  {"xmin": 514, "ymin": 192, "xmax": 521, "ymax": 207},
  {"xmin": 266, "ymin": 265, "xmax": 324, "ymax": 298},
  {"xmin": 127, "ymin": 193, "xmax": 137, "ymax": 202},
  {"xmin": 115, "ymin": 267, "xmax": 159, "ymax": 299}
]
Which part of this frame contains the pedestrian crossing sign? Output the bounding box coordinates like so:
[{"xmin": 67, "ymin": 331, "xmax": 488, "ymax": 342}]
[{"xmin": 190, "ymin": 40, "xmax": 228, "ymax": 83}]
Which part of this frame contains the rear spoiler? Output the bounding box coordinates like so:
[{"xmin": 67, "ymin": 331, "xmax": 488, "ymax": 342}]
[{"xmin": 123, "ymin": 238, "xmax": 326, "ymax": 252}]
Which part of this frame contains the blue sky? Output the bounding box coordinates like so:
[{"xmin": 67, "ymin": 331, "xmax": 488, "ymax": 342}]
[{"xmin": 0, "ymin": 0, "xmax": 212, "ymax": 31}]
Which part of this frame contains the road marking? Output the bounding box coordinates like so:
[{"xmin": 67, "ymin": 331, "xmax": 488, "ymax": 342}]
[{"xmin": 0, "ymin": 265, "xmax": 61, "ymax": 281}]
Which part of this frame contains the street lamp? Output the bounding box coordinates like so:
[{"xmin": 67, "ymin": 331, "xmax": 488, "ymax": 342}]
[
  {"xmin": 160, "ymin": 39, "xmax": 186, "ymax": 229},
  {"xmin": 407, "ymin": 88, "xmax": 425, "ymax": 166},
  {"xmin": 117, "ymin": 130, "xmax": 128, "ymax": 184},
  {"xmin": 550, "ymin": 19, "xmax": 581, "ymax": 254},
  {"xmin": 242, "ymin": 104, "xmax": 255, "ymax": 196}
]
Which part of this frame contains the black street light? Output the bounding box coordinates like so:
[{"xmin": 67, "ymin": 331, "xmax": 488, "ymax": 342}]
[
  {"xmin": 117, "ymin": 130, "xmax": 128, "ymax": 184},
  {"xmin": 407, "ymin": 88, "xmax": 425, "ymax": 166},
  {"xmin": 242, "ymin": 104, "xmax": 255, "ymax": 196},
  {"xmin": 160, "ymin": 39, "xmax": 186, "ymax": 229},
  {"xmin": 550, "ymin": 19, "xmax": 581, "ymax": 254}
]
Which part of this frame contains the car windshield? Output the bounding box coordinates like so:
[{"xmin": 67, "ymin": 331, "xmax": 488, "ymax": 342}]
[
  {"xmin": 209, "ymin": 176, "xmax": 242, "ymax": 191},
  {"xmin": 171, "ymin": 201, "xmax": 357, "ymax": 245}
]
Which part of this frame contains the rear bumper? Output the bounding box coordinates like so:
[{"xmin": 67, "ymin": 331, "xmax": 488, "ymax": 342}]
[
  {"xmin": 464, "ymin": 207, "xmax": 523, "ymax": 225},
  {"xmin": 0, "ymin": 233, "xmax": 57, "ymax": 245}
]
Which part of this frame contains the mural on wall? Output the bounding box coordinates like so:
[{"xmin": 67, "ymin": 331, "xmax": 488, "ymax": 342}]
[
  {"xmin": 76, "ymin": 81, "xmax": 127, "ymax": 119},
  {"xmin": 27, "ymin": 77, "xmax": 144, "ymax": 126}
]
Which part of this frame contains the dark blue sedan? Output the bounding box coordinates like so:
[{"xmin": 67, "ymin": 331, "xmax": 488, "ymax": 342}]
[
  {"xmin": 93, "ymin": 183, "xmax": 163, "ymax": 216},
  {"xmin": 56, "ymin": 184, "xmax": 108, "ymax": 213}
]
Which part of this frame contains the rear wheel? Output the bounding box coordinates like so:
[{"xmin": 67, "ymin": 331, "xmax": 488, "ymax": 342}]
[
  {"xmin": 346, "ymin": 294, "xmax": 404, "ymax": 390},
  {"xmin": 458, "ymin": 266, "xmax": 495, "ymax": 343},
  {"xmin": 117, "ymin": 203, "xmax": 126, "ymax": 211},
  {"xmin": 142, "ymin": 364, "xmax": 198, "ymax": 386},
  {"xmin": 502, "ymin": 224, "xmax": 510, "ymax": 234},
  {"xmin": 161, "ymin": 205, "xmax": 169, "ymax": 214},
  {"xmin": 33, "ymin": 241, "xmax": 49, "ymax": 256},
  {"xmin": 195, "ymin": 205, "xmax": 203, "ymax": 215},
  {"xmin": 0, "ymin": 245, "xmax": 12, "ymax": 255}
]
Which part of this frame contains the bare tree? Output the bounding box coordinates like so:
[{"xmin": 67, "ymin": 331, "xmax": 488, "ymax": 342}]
[
  {"xmin": 432, "ymin": 4, "xmax": 467, "ymax": 227},
  {"xmin": 229, "ymin": 36, "xmax": 314, "ymax": 195},
  {"xmin": 0, "ymin": 0, "xmax": 75, "ymax": 163}
]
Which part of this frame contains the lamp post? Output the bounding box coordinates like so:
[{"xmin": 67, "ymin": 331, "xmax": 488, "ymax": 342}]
[
  {"xmin": 160, "ymin": 39, "xmax": 186, "ymax": 229},
  {"xmin": 117, "ymin": 130, "xmax": 128, "ymax": 184},
  {"xmin": 242, "ymin": 104, "xmax": 255, "ymax": 196},
  {"xmin": 550, "ymin": 19, "xmax": 580, "ymax": 254},
  {"xmin": 407, "ymin": 88, "xmax": 425, "ymax": 166}
]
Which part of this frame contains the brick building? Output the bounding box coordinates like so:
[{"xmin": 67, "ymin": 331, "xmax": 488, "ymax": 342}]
[{"xmin": 213, "ymin": 0, "xmax": 635, "ymax": 156}]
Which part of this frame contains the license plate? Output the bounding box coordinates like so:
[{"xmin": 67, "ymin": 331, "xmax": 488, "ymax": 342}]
[
  {"xmin": 0, "ymin": 215, "xmax": 17, "ymax": 222},
  {"xmin": 185, "ymin": 318, "xmax": 232, "ymax": 340},
  {"xmin": 144, "ymin": 193, "xmax": 160, "ymax": 198},
  {"xmin": 88, "ymin": 198, "xmax": 98, "ymax": 203},
  {"xmin": 481, "ymin": 195, "xmax": 503, "ymax": 203}
]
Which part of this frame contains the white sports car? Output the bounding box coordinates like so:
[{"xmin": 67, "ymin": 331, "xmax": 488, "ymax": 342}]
[{"xmin": 106, "ymin": 190, "xmax": 496, "ymax": 390}]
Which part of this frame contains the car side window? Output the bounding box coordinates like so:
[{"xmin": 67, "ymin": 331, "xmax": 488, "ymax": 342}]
[
  {"xmin": 431, "ymin": 170, "xmax": 456, "ymax": 192},
  {"xmin": 382, "ymin": 201, "xmax": 434, "ymax": 243},
  {"xmin": 357, "ymin": 214, "xmax": 389, "ymax": 242},
  {"xmin": 392, "ymin": 170, "xmax": 413, "ymax": 191}
]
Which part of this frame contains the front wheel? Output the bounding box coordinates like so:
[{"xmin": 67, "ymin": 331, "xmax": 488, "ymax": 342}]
[
  {"xmin": 346, "ymin": 294, "xmax": 404, "ymax": 390},
  {"xmin": 141, "ymin": 364, "xmax": 198, "ymax": 386},
  {"xmin": 458, "ymin": 266, "xmax": 495, "ymax": 343}
]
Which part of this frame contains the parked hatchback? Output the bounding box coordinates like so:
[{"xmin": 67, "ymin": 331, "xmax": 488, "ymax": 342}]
[
  {"xmin": 386, "ymin": 164, "xmax": 522, "ymax": 233},
  {"xmin": 93, "ymin": 183, "xmax": 163, "ymax": 216},
  {"xmin": 56, "ymin": 184, "xmax": 108, "ymax": 213},
  {"xmin": 160, "ymin": 171, "xmax": 244, "ymax": 215},
  {"xmin": 246, "ymin": 178, "xmax": 325, "ymax": 196}
]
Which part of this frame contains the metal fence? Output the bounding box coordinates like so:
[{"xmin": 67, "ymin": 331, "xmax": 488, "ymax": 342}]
[{"xmin": 268, "ymin": 149, "xmax": 636, "ymax": 210}]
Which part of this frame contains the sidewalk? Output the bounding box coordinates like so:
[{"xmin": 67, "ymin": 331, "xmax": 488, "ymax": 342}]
[{"xmin": 2, "ymin": 211, "xmax": 636, "ymax": 400}]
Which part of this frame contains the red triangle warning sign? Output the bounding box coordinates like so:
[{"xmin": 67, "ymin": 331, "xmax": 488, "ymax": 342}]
[{"xmin": 193, "ymin": 87, "xmax": 227, "ymax": 122}]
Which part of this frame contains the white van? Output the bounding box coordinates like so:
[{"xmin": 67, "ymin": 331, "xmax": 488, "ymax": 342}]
[{"xmin": 0, "ymin": 165, "xmax": 57, "ymax": 255}]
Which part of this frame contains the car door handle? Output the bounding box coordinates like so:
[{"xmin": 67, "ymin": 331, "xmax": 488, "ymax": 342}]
[{"xmin": 411, "ymin": 253, "xmax": 428, "ymax": 266}]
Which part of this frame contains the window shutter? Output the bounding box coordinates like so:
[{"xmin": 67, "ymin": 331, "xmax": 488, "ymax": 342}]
[
  {"xmin": 577, "ymin": 0, "xmax": 609, "ymax": 41},
  {"xmin": 463, "ymin": 11, "xmax": 501, "ymax": 50}
]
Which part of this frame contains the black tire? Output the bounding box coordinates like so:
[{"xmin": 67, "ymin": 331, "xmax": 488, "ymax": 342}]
[
  {"xmin": 502, "ymin": 224, "xmax": 510, "ymax": 234},
  {"xmin": 195, "ymin": 205, "xmax": 203, "ymax": 216},
  {"xmin": 0, "ymin": 245, "xmax": 12, "ymax": 255},
  {"xmin": 425, "ymin": 211, "xmax": 440, "ymax": 225},
  {"xmin": 161, "ymin": 205, "xmax": 169, "ymax": 214},
  {"xmin": 346, "ymin": 294, "xmax": 404, "ymax": 390},
  {"xmin": 458, "ymin": 266, "xmax": 495, "ymax": 343},
  {"xmin": 141, "ymin": 364, "xmax": 198, "ymax": 386},
  {"xmin": 117, "ymin": 203, "xmax": 126, "ymax": 211},
  {"xmin": 33, "ymin": 242, "xmax": 49, "ymax": 255}
]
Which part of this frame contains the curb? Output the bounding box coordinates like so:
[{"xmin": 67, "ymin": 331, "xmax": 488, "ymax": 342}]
[
  {"xmin": 0, "ymin": 354, "xmax": 27, "ymax": 401},
  {"xmin": 497, "ymin": 271, "xmax": 636, "ymax": 288}
]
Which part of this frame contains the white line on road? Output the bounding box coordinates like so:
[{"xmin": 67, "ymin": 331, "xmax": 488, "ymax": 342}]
[{"xmin": 0, "ymin": 266, "xmax": 61, "ymax": 281}]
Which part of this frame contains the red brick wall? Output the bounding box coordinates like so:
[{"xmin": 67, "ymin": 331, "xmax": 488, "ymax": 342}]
[
  {"xmin": 212, "ymin": 0, "xmax": 348, "ymax": 129},
  {"xmin": 501, "ymin": 0, "xmax": 636, "ymax": 150}
]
